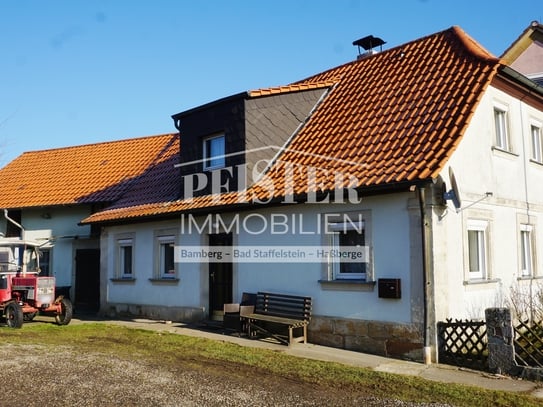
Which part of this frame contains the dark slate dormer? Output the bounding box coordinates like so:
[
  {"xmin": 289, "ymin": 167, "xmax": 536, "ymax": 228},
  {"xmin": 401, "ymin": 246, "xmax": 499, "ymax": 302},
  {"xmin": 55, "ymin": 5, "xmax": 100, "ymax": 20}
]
[{"xmin": 172, "ymin": 87, "xmax": 329, "ymax": 199}]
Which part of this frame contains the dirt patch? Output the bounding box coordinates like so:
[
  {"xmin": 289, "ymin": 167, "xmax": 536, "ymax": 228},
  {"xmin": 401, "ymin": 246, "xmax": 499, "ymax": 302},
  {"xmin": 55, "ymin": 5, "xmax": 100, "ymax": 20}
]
[{"xmin": 0, "ymin": 344, "xmax": 448, "ymax": 406}]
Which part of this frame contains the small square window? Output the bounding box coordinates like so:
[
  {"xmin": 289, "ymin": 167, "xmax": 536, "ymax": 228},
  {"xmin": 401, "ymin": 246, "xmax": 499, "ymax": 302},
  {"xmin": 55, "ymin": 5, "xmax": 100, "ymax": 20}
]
[
  {"xmin": 157, "ymin": 235, "xmax": 176, "ymax": 278},
  {"xmin": 203, "ymin": 134, "xmax": 225, "ymax": 170},
  {"xmin": 494, "ymin": 108, "xmax": 510, "ymax": 151},
  {"xmin": 467, "ymin": 220, "xmax": 488, "ymax": 280},
  {"xmin": 531, "ymin": 125, "xmax": 543, "ymax": 163},
  {"xmin": 329, "ymin": 220, "xmax": 367, "ymax": 280},
  {"xmin": 117, "ymin": 238, "xmax": 134, "ymax": 278}
]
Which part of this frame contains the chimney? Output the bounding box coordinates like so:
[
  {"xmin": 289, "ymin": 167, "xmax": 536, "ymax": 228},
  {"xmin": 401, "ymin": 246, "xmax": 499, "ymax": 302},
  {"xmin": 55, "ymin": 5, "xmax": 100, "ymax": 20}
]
[{"xmin": 353, "ymin": 35, "xmax": 386, "ymax": 60}]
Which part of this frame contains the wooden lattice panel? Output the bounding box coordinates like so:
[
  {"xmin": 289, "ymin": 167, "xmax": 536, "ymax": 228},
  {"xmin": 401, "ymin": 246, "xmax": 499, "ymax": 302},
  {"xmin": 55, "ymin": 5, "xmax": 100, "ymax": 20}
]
[
  {"xmin": 514, "ymin": 320, "xmax": 543, "ymax": 368},
  {"xmin": 437, "ymin": 319, "xmax": 488, "ymax": 371}
]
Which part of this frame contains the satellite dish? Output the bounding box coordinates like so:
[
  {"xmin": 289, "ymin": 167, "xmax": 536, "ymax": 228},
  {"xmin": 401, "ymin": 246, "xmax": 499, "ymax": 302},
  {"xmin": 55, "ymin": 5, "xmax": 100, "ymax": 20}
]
[{"xmin": 443, "ymin": 167, "xmax": 462, "ymax": 210}]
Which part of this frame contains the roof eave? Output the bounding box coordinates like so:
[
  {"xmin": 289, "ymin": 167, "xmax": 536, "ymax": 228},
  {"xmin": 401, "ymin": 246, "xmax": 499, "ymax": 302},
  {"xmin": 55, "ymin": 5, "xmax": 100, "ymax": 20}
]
[
  {"xmin": 171, "ymin": 92, "xmax": 248, "ymax": 122},
  {"xmin": 498, "ymin": 65, "xmax": 543, "ymax": 98},
  {"xmin": 81, "ymin": 178, "xmax": 435, "ymax": 226}
]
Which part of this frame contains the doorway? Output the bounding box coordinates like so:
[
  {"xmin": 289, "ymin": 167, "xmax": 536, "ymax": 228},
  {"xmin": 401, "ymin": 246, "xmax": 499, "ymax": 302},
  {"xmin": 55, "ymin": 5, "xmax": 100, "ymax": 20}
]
[
  {"xmin": 208, "ymin": 232, "xmax": 232, "ymax": 320},
  {"xmin": 74, "ymin": 248, "xmax": 100, "ymax": 313}
]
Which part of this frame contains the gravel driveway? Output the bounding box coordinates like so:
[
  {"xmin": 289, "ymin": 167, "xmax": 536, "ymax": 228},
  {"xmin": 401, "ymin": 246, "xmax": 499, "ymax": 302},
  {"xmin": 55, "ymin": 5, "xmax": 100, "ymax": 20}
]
[{"xmin": 0, "ymin": 342, "xmax": 453, "ymax": 406}]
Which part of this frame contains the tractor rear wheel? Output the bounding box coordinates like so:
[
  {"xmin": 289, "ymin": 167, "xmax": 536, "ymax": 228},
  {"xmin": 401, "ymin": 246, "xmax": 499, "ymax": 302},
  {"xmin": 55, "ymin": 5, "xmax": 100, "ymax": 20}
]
[
  {"xmin": 55, "ymin": 297, "xmax": 73, "ymax": 326},
  {"xmin": 5, "ymin": 302, "xmax": 23, "ymax": 328}
]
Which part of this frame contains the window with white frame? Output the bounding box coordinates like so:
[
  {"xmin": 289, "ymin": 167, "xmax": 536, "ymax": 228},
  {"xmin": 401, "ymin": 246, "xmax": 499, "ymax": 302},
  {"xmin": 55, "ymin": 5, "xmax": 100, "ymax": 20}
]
[
  {"xmin": 203, "ymin": 134, "xmax": 225, "ymax": 170},
  {"xmin": 117, "ymin": 238, "xmax": 134, "ymax": 278},
  {"xmin": 531, "ymin": 124, "xmax": 543, "ymax": 163},
  {"xmin": 467, "ymin": 220, "xmax": 488, "ymax": 280},
  {"xmin": 328, "ymin": 219, "xmax": 367, "ymax": 280},
  {"xmin": 520, "ymin": 224, "xmax": 534, "ymax": 277},
  {"xmin": 494, "ymin": 107, "xmax": 510, "ymax": 151},
  {"xmin": 156, "ymin": 234, "xmax": 176, "ymax": 279}
]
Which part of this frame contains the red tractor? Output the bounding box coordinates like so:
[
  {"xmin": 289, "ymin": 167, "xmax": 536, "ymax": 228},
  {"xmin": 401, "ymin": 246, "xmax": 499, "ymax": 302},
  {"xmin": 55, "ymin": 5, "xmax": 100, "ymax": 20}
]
[{"xmin": 0, "ymin": 238, "xmax": 72, "ymax": 328}]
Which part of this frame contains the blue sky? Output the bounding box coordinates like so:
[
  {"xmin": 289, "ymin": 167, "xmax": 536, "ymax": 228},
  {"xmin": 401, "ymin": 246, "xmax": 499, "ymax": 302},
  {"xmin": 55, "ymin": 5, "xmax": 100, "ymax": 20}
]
[{"xmin": 0, "ymin": 1, "xmax": 541, "ymax": 165}]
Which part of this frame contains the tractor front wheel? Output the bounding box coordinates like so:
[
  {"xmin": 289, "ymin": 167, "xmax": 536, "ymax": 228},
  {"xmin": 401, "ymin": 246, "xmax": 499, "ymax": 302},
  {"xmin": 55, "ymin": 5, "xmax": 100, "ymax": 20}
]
[
  {"xmin": 5, "ymin": 302, "xmax": 23, "ymax": 328},
  {"xmin": 55, "ymin": 297, "xmax": 73, "ymax": 326}
]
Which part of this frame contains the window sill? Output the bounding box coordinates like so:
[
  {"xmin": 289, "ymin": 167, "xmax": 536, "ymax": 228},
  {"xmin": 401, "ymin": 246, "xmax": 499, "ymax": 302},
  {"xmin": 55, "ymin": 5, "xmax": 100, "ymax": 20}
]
[
  {"xmin": 110, "ymin": 278, "xmax": 136, "ymax": 283},
  {"xmin": 517, "ymin": 275, "xmax": 543, "ymax": 281},
  {"xmin": 149, "ymin": 278, "xmax": 180, "ymax": 285},
  {"xmin": 318, "ymin": 279, "xmax": 376, "ymax": 291},
  {"xmin": 529, "ymin": 158, "xmax": 543, "ymax": 166},
  {"xmin": 491, "ymin": 146, "xmax": 518, "ymax": 158},
  {"xmin": 463, "ymin": 278, "xmax": 500, "ymax": 286}
]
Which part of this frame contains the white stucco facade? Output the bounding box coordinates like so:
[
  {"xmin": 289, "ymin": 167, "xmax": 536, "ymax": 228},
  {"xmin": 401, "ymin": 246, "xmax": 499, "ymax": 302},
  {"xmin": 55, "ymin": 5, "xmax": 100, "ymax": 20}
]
[
  {"xmin": 432, "ymin": 84, "xmax": 543, "ymax": 322},
  {"xmin": 102, "ymin": 194, "xmax": 422, "ymax": 325}
]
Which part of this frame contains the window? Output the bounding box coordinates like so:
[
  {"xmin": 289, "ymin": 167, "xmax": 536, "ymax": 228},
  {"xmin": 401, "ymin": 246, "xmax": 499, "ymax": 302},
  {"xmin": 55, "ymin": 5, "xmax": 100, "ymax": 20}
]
[
  {"xmin": 39, "ymin": 249, "xmax": 51, "ymax": 277},
  {"xmin": 520, "ymin": 225, "xmax": 534, "ymax": 277},
  {"xmin": 203, "ymin": 134, "xmax": 225, "ymax": 170},
  {"xmin": 329, "ymin": 220, "xmax": 367, "ymax": 280},
  {"xmin": 157, "ymin": 235, "xmax": 176, "ymax": 278},
  {"xmin": 531, "ymin": 125, "xmax": 543, "ymax": 163},
  {"xmin": 117, "ymin": 238, "xmax": 134, "ymax": 278},
  {"xmin": 494, "ymin": 107, "xmax": 510, "ymax": 151},
  {"xmin": 467, "ymin": 220, "xmax": 488, "ymax": 280}
]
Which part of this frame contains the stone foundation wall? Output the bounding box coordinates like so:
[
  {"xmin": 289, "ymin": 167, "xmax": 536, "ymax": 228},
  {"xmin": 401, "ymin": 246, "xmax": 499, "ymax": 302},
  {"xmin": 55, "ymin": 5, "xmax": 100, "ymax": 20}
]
[
  {"xmin": 308, "ymin": 316, "xmax": 424, "ymax": 361},
  {"xmin": 100, "ymin": 303, "xmax": 205, "ymax": 323}
]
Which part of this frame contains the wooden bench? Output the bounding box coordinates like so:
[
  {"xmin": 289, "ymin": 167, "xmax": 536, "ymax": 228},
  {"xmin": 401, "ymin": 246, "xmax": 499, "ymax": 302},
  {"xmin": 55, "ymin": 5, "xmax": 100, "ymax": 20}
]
[{"xmin": 246, "ymin": 292, "xmax": 312, "ymax": 345}]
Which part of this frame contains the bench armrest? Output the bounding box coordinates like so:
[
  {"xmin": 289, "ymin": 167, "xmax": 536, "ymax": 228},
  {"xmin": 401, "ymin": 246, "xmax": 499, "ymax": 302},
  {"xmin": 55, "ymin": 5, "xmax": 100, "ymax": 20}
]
[
  {"xmin": 224, "ymin": 303, "xmax": 240, "ymax": 313},
  {"xmin": 240, "ymin": 305, "xmax": 254, "ymax": 317}
]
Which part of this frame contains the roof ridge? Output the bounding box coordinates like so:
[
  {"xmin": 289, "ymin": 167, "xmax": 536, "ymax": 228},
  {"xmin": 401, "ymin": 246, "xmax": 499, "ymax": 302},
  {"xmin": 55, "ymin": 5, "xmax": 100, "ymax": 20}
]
[
  {"xmin": 450, "ymin": 25, "xmax": 500, "ymax": 63},
  {"xmin": 18, "ymin": 132, "xmax": 177, "ymax": 157},
  {"xmin": 291, "ymin": 25, "xmax": 500, "ymax": 87},
  {"xmin": 248, "ymin": 79, "xmax": 339, "ymax": 98}
]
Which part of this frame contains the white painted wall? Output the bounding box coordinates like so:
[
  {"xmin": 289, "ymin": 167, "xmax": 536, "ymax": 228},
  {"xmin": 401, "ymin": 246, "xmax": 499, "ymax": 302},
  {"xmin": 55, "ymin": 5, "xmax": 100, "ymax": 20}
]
[
  {"xmin": 16, "ymin": 206, "xmax": 95, "ymax": 287},
  {"xmin": 103, "ymin": 193, "xmax": 420, "ymax": 324},
  {"xmin": 434, "ymin": 84, "xmax": 543, "ymax": 321},
  {"xmin": 104, "ymin": 220, "xmax": 203, "ymax": 308}
]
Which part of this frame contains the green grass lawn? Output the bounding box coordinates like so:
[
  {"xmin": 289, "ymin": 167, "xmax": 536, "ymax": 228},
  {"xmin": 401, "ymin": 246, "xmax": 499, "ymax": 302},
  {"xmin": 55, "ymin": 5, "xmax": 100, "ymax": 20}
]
[{"xmin": 1, "ymin": 322, "xmax": 541, "ymax": 407}]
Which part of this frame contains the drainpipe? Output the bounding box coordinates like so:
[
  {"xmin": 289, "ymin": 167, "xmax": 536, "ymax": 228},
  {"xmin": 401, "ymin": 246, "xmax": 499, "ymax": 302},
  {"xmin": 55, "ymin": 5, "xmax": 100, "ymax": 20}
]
[
  {"xmin": 4, "ymin": 209, "xmax": 24, "ymax": 238},
  {"xmin": 417, "ymin": 186, "xmax": 432, "ymax": 364}
]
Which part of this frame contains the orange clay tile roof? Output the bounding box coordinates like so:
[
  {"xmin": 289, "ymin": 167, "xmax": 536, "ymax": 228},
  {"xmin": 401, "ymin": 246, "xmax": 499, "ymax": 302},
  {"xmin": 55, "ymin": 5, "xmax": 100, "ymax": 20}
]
[
  {"xmin": 248, "ymin": 79, "xmax": 339, "ymax": 97},
  {"xmin": 83, "ymin": 26, "xmax": 502, "ymax": 224},
  {"xmin": 0, "ymin": 133, "xmax": 179, "ymax": 209}
]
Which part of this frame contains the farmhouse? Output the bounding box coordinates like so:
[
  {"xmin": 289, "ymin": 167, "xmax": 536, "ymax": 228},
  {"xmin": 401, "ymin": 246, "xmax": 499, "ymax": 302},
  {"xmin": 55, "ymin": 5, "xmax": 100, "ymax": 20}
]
[
  {"xmin": 2, "ymin": 24, "xmax": 543, "ymax": 362},
  {"xmin": 78, "ymin": 25, "xmax": 543, "ymax": 361}
]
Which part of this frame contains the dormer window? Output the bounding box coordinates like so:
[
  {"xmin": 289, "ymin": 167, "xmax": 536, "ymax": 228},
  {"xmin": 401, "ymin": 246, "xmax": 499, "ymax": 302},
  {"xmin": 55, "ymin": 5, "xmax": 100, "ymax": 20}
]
[{"xmin": 203, "ymin": 134, "xmax": 225, "ymax": 170}]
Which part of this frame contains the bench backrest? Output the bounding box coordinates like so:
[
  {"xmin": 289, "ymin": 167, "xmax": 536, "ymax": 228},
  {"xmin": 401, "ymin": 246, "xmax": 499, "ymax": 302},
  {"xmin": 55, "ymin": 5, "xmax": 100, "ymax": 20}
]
[{"xmin": 255, "ymin": 292, "xmax": 312, "ymax": 321}]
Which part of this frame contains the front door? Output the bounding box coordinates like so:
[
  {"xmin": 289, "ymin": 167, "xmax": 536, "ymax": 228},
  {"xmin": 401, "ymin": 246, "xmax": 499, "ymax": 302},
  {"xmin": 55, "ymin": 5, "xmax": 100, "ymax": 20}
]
[
  {"xmin": 74, "ymin": 248, "xmax": 100, "ymax": 313},
  {"xmin": 208, "ymin": 233, "xmax": 232, "ymax": 320}
]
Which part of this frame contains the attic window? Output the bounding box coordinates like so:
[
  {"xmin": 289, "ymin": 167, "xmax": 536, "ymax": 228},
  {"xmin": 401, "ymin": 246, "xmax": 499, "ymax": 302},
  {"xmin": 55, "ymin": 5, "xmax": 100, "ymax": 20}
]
[{"xmin": 203, "ymin": 134, "xmax": 225, "ymax": 170}]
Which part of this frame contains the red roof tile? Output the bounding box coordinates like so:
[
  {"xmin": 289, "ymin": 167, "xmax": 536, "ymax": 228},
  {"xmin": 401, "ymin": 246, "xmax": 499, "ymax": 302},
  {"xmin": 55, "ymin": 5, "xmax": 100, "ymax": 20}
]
[
  {"xmin": 248, "ymin": 80, "xmax": 339, "ymax": 97},
  {"xmin": 83, "ymin": 26, "xmax": 502, "ymax": 224},
  {"xmin": 0, "ymin": 134, "xmax": 179, "ymax": 209}
]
